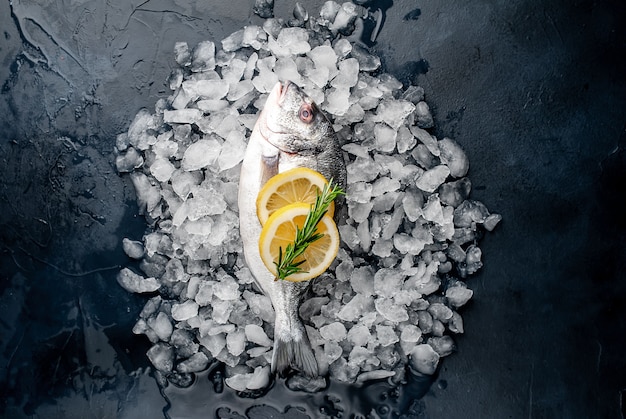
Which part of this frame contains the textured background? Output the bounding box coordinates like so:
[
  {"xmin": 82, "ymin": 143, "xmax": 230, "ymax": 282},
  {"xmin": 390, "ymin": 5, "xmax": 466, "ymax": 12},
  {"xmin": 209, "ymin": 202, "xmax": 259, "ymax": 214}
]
[{"xmin": 1, "ymin": 0, "xmax": 625, "ymax": 417}]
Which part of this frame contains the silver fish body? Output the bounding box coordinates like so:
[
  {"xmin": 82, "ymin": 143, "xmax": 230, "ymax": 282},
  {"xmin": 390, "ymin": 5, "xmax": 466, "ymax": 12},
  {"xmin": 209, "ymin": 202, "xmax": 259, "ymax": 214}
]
[{"xmin": 238, "ymin": 81, "xmax": 346, "ymax": 377}]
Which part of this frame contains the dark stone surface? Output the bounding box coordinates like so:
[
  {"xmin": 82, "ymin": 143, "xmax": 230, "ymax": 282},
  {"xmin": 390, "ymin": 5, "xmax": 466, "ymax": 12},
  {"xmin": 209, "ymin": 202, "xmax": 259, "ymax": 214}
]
[{"xmin": 0, "ymin": 0, "xmax": 624, "ymax": 417}]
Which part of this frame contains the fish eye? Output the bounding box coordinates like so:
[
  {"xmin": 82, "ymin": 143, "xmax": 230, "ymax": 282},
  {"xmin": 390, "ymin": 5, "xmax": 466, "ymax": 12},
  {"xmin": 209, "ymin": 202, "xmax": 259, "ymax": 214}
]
[{"xmin": 299, "ymin": 104, "xmax": 314, "ymax": 124}]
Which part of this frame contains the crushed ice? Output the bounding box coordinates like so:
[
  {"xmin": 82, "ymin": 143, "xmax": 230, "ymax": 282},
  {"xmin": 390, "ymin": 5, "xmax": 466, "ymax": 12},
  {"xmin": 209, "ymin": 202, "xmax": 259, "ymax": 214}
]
[{"xmin": 115, "ymin": 1, "xmax": 501, "ymax": 392}]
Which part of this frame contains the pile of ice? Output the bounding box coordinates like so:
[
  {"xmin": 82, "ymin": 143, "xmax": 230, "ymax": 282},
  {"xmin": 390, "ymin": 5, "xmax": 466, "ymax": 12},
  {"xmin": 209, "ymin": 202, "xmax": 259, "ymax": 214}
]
[{"xmin": 115, "ymin": 1, "xmax": 501, "ymax": 392}]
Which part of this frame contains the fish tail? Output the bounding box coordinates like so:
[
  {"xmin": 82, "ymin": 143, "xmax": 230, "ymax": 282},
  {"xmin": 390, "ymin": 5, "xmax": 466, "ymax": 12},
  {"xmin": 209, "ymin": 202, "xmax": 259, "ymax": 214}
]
[{"xmin": 272, "ymin": 322, "xmax": 318, "ymax": 378}]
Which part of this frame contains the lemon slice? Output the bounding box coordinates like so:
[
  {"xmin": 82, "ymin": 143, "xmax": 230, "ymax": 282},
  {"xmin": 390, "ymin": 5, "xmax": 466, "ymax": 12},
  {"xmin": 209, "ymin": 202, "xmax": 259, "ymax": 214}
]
[
  {"xmin": 256, "ymin": 167, "xmax": 335, "ymax": 225},
  {"xmin": 259, "ymin": 202, "xmax": 340, "ymax": 282}
]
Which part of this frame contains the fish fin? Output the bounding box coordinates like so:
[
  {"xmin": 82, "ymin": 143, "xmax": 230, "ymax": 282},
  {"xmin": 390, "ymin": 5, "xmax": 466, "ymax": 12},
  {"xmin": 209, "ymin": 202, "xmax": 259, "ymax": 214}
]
[{"xmin": 272, "ymin": 329, "xmax": 318, "ymax": 378}]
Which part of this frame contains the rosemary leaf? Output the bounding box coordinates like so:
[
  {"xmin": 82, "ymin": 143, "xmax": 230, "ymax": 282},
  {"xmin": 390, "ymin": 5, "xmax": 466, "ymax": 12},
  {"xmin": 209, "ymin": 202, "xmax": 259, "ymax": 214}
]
[{"xmin": 274, "ymin": 179, "xmax": 344, "ymax": 281}]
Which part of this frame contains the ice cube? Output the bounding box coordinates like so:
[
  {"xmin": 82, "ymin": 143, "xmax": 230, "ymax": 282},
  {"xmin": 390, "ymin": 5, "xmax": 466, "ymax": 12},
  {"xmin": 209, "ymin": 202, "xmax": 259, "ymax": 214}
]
[
  {"xmin": 148, "ymin": 312, "xmax": 173, "ymax": 341},
  {"xmin": 331, "ymin": 58, "xmax": 359, "ymax": 88},
  {"xmin": 184, "ymin": 79, "xmax": 229, "ymax": 100},
  {"xmin": 199, "ymin": 333, "xmax": 226, "ymax": 357},
  {"xmin": 375, "ymin": 324, "xmax": 399, "ymax": 347},
  {"xmin": 127, "ymin": 109, "xmax": 159, "ymax": 151},
  {"xmin": 245, "ymin": 324, "xmax": 272, "ymax": 347},
  {"xmin": 335, "ymin": 257, "xmax": 354, "ymax": 282},
  {"xmin": 373, "ymin": 268, "xmax": 405, "ymax": 299},
  {"xmin": 329, "ymin": 2, "xmax": 358, "ymax": 35},
  {"xmin": 376, "ymin": 100, "xmax": 416, "ymax": 130},
  {"xmin": 371, "ymin": 177, "xmax": 400, "ymax": 197},
  {"xmin": 269, "ymin": 27, "xmax": 311, "ymax": 57},
  {"xmin": 409, "ymin": 344, "xmax": 439, "ymax": 375},
  {"xmin": 422, "ymin": 194, "xmax": 444, "ymax": 225},
  {"xmin": 349, "ymin": 267, "xmax": 374, "ymax": 297},
  {"xmin": 402, "ymin": 85, "xmax": 425, "ymax": 104},
  {"xmin": 178, "ymin": 352, "xmax": 210, "ymax": 373},
  {"xmin": 410, "ymin": 127, "xmax": 439, "ymax": 156},
  {"xmin": 227, "ymin": 80, "xmax": 255, "ymax": 102},
  {"xmin": 428, "ymin": 336, "xmax": 456, "ymax": 357},
  {"xmin": 252, "ymin": 68, "xmax": 279, "ymax": 94},
  {"xmin": 122, "ymin": 238, "xmax": 145, "ymax": 259},
  {"xmin": 247, "ymin": 366, "xmax": 271, "ymax": 390},
  {"xmin": 243, "ymin": 291, "xmax": 275, "ymax": 323},
  {"xmin": 371, "ymin": 238, "xmax": 393, "ymax": 258},
  {"xmin": 341, "ymin": 103, "xmax": 366, "ymax": 124},
  {"xmin": 347, "ymin": 324, "xmax": 371, "ymax": 347},
  {"xmin": 191, "ymin": 41, "xmax": 216, "ymax": 72},
  {"xmin": 211, "ymin": 299, "xmax": 233, "ymax": 324},
  {"xmin": 438, "ymin": 138, "xmax": 469, "ymax": 178},
  {"xmin": 400, "ymin": 324, "xmax": 422, "ymax": 343},
  {"xmin": 171, "ymin": 300, "xmax": 199, "ymax": 321},
  {"xmin": 274, "ymin": 57, "xmax": 303, "ymax": 86},
  {"xmin": 356, "ymin": 370, "xmax": 395, "ymax": 384},
  {"xmin": 350, "ymin": 44, "xmax": 381, "ymax": 72},
  {"xmin": 130, "ymin": 172, "xmax": 161, "ymax": 214},
  {"xmin": 348, "ymin": 201, "xmax": 373, "ymax": 223},
  {"xmin": 244, "ymin": 25, "xmax": 266, "ymax": 50},
  {"xmin": 427, "ymin": 303, "xmax": 453, "ymax": 323},
  {"xmin": 213, "ymin": 273, "xmax": 240, "ymax": 301},
  {"xmin": 483, "ymin": 213, "xmax": 502, "ymax": 231},
  {"xmin": 337, "ymin": 294, "xmax": 373, "ymax": 322},
  {"xmin": 347, "ymin": 156, "xmax": 381, "ymax": 183},
  {"xmin": 320, "ymin": 1, "xmax": 341, "ymax": 22},
  {"xmin": 453, "ymin": 200, "xmax": 490, "ymax": 227},
  {"xmin": 348, "ymin": 346, "xmax": 373, "ymax": 367},
  {"xmin": 380, "ymin": 206, "xmax": 404, "ymax": 240},
  {"xmin": 445, "ymin": 284, "xmax": 472, "ymax": 309},
  {"xmin": 414, "ymin": 101, "xmax": 434, "ymax": 128},
  {"xmin": 323, "ymin": 87, "xmax": 351, "ymax": 116},
  {"xmin": 462, "ymin": 244, "xmax": 483, "ymax": 276},
  {"xmin": 319, "ymin": 322, "xmax": 347, "ymax": 342},
  {"xmin": 171, "ymin": 329, "xmax": 200, "ymax": 358},
  {"xmin": 115, "ymin": 147, "xmax": 144, "ymax": 173},
  {"xmin": 218, "ymin": 131, "xmax": 246, "ymax": 171},
  {"xmin": 439, "ymin": 177, "xmax": 471, "ymax": 207},
  {"xmin": 149, "ymin": 157, "xmax": 175, "ymax": 182},
  {"xmin": 373, "ymin": 123, "xmax": 396, "ymax": 153},
  {"xmin": 415, "ymin": 165, "xmax": 450, "ymax": 193},
  {"xmin": 448, "ymin": 312, "xmax": 465, "ymax": 334},
  {"xmin": 147, "ymin": 343, "xmax": 175, "ymax": 372},
  {"xmin": 169, "ymin": 170, "xmax": 201, "ymax": 201},
  {"xmin": 287, "ymin": 375, "xmax": 327, "ymax": 393},
  {"xmin": 378, "ymin": 73, "xmax": 403, "ymax": 94},
  {"xmin": 221, "ymin": 29, "xmax": 244, "ymax": 52},
  {"xmin": 393, "ymin": 233, "xmax": 426, "ymax": 255},
  {"xmin": 163, "ymin": 108, "xmax": 202, "ymax": 125},
  {"xmin": 308, "ymin": 45, "xmax": 338, "ymax": 81},
  {"xmin": 374, "ymin": 298, "xmax": 409, "ymax": 323},
  {"xmin": 174, "ymin": 41, "xmax": 191, "ymax": 67},
  {"xmin": 216, "ymin": 347, "xmax": 240, "ymax": 367},
  {"xmin": 396, "ymin": 126, "xmax": 416, "ymax": 154},
  {"xmin": 226, "ymin": 328, "xmax": 246, "ymax": 356},
  {"xmin": 323, "ymin": 341, "xmax": 343, "ymax": 365},
  {"xmin": 117, "ymin": 268, "xmax": 160, "ymax": 293},
  {"xmin": 402, "ymin": 188, "xmax": 424, "ymax": 222},
  {"xmin": 181, "ymin": 139, "xmax": 222, "ymax": 171},
  {"xmin": 133, "ymin": 319, "xmax": 158, "ymax": 342}
]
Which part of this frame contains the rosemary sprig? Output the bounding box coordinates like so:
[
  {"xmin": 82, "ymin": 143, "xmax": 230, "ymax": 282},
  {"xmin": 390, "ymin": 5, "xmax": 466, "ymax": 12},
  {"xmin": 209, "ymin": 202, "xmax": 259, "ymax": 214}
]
[{"xmin": 275, "ymin": 179, "xmax": 344, "ymax": 281}]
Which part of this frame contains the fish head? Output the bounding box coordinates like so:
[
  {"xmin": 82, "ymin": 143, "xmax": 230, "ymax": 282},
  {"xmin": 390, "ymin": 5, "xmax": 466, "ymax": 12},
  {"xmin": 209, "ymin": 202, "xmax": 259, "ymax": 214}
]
[{"xmin": 259, "ymin": 81, "xmax": 335, "ymax": 156}]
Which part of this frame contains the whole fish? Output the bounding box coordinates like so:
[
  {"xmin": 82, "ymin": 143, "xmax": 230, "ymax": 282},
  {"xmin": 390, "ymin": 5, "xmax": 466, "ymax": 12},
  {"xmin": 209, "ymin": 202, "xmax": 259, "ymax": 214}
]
[{"xmin": 238, "ymin": 81, "xmax": 346, "ymax": 377}]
